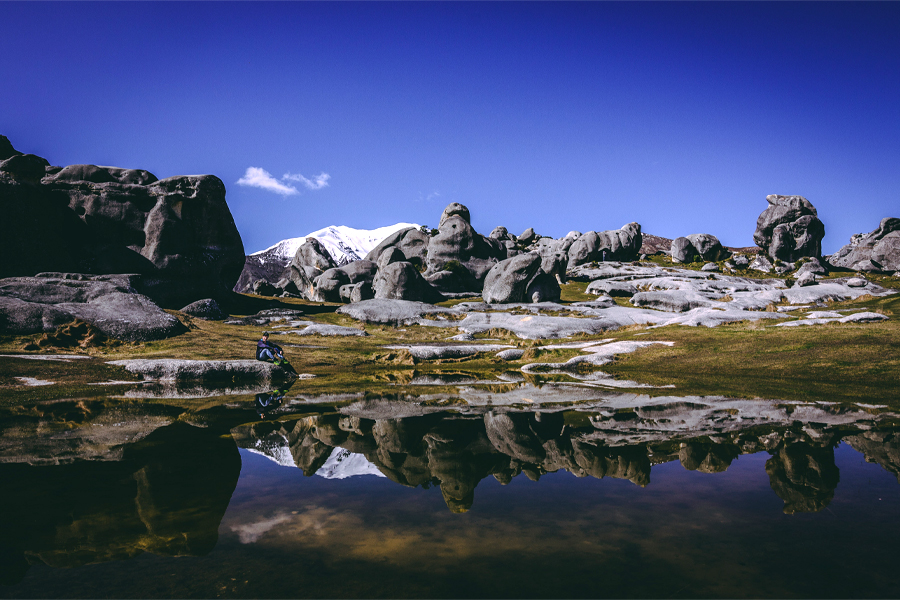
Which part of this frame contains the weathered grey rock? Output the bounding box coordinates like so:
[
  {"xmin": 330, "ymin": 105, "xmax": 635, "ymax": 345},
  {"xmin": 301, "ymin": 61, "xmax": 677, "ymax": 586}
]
[
  {"xmin": 586, "ymin": 280, "xmax": 637, "ymax": 297},
  {"xmin": 518, "ymin": 228, "xmax": 537, "ymax": 246},
  {"xmin": 754, "ymin": 195, "xmax": 825, "ymax": 262},
  {"xmin": 340, "ymin": 281, "xmax": 375, "ymax": 303},
  {"xmin": 687, "ymin": 234, "xmax": 729, "ymax": 262},
  {"xmin": 0, "ymin": 274, "xmax": 185, "ymax": 341},
  {"xmin": 293, "ymin": 238, "xmax": 337, "ymax": 273},
  {"xmin": 794, "ymin": 272, "xmax": 817, "ymax": 287},
  {"xmin": 670, "ymin": 237, "xmax": 699, "ymax": 263},
  {"xmin": 0, "ymin": 139, "xmax": 246, "ymax": 307},
  {"xmin": 732, "ymin": 254, "xmax": 750, "ymax": 268},
  {"xmin": 179, "ymin": 298, "xmax": 227, "ymax": 320},
  {"xmin": 424, "ymin": 203, "xmax": 504, "ymax": 292},
  {"xmin": 291, "ymin": 323, "xmax": 368, "ymax": 336},
  {"xmin": 796, "ymin": 257, "xmax": 828, "ymax": 277},
  {"xmin": 223, "ymin": 308, "xmax": 305, "ymax": 326},
  {"xmin": 525, "ymin": 272, "xmax": 561, "ymax": 303},
  {"xmin": 365, "ymin": 227, "xmax": 430, "ymax": 268},
  {"xmin": 540, "ymin": 252, "xmax": 568, "ymax": 284},
  {"xmin": 490, "ymin": 226, "xmax": 511, "ymax": 240},
  {"xmin": 312, "ymin": 260, "xmax": 378, "ymax": 303},
  {"xmin": 630, "ymin": 291, "xmax": 710, "ymax": 313},
  {"xmin": 828, "ymin": 217, "xmax": 900, "ymax": 272},
  {"xmin": 482, "ymin": 254, "xmax": 542, "ymax": 304},
  {"xmin": 701, "ymin": 262, "xmax": 720, "ymax": 272},
  {"xmin": 496, "ymin": 348, "xmax": 525, "ymax": 361},
  {"xmin": 336, "ymin": 298, "xmax": 458, "ymax": 326},
  {"xmin": 567, "ymin": 223, "xmax": 642, "ymax": 268},
  {"xmin": 749, "ymin": 255, "xmax": 773, "ymax": 273},
  {"xmin": 385, "ymin": 344, "xmax": 512, "ymax": 360},
  {"xmin": 252, "ymin": 280, "xmax": 278, "ymax": 296},
  {"xmin": 373, "ymin": 261, "xmax": 444, "ymax": 303},
  {"xmin": 847, "ymin": 277, "xmax": 868, "ymax": 288},
  {"xmin": 376, "ymin": 247, "xmax": 406, "ymax": 271},
  {"xmin": 107, "ymin": 358, "xmax": 295, "ymax": 383},
  {"xmin": 457, "ymin": 312, "xmax": 614, "ymax": 339}
]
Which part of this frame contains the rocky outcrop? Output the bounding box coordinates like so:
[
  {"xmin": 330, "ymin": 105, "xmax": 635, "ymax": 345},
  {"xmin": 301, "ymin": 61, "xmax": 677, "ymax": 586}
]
[
  {"xmin": 107, "ymin": 358, "xmax": 296, "ymax": 383},
  {"xmin": 828, "ymin": 217, "xmax": 900, "ymax": 273},
  {"xmin": 482, "ymin": 253, "xmax": 543, "ymax": 303},
  {"xmin": 566, "ymin": 223, "xmax": 642, "ymax": 268},
  {"xmin": 373, "ymin": 261, "xmax": 445, "ymax": 303},
  {"xmin": 365, "ymin": 227, "xmax": 430, "ymax": 268},
  {"xmin": 423, "ymin": 203, "xmax": 506, "ymax": 292},
  {"xmin": 754, "ymin": 195, "xmax": 825, "ymax": 262},
  {"xmin": 179, "ymin": 298, "xmax": 227, "ymax": 320},
  {"xmin": 0, "ymin": 137, "xmax": 245, "ymax": 308},
  {"xmin": 671, "ymin": 234, "xmax": 729, "ymax": 263},
  {"xmin": 0, "ymin": 274, "xmax": 186, "ymax": 341}
]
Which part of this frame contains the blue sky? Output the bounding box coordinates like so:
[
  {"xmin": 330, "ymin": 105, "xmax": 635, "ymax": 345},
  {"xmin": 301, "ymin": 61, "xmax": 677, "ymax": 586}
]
[{"xmin": 2, "ymin": 2, "xmax": 898, "ymax": 254}]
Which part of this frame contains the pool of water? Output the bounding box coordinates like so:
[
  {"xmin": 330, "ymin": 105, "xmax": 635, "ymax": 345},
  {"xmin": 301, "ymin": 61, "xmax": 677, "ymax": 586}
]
[{"xmin": 1, "ymin": 401, "xmax": 899, "ymax": 598}]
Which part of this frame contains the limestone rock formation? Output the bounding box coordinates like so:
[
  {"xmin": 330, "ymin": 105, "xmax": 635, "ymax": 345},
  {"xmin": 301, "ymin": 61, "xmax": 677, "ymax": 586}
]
[
  {"xmin": 671, "ymin": 234, "xmax": 729, "ymax": 263},
  {"xmin": 424, "ymin": 203, "xmax": 506, "ymax": 292},
  {"xmin": 754, "ymin": 195, "xmax": 825, "ymax": 262},
  {"xmin": 0, "ymin": 274, "xmax": 186, "ymax": 341},
  {"xmin": 179, "ymin": 298, "xmax": 227, "ymax": 320},
  {"xmin": 828, "ymin": 217, "xmax": 900, "ymax": 273},
  {"xmin": 0, "ymin": 137, "xmax": 245, "ymax": 308},
  {"xmin": 482, "ymin": 253, "xmax": 543, "ymax": 303},
  {"xmin": 566, "ymin": 223, "xmax": 642, "ymax": 268},
  {"xmin": 373, "ymin": 262, "xmax": 445, "ymax": 303},
  {"xmin": 365, "ymin": 227, "xmax": 430, "ymax": 268}
]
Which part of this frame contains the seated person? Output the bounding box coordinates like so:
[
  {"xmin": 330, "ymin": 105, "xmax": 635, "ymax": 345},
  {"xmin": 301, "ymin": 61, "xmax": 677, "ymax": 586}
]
[{"xmin": 256, "ymin": 332, "xmax": 284, "ymax": 363}]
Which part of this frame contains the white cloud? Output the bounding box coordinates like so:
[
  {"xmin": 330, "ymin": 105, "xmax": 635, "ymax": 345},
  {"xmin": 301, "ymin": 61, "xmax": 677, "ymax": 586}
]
[
  {"xmin": 283, "ymin": 171, "xmax": 331, "ymax": 190},
  {"xmin": 236, "ymin": 167, "xmax": 299, "ymax": 196}
]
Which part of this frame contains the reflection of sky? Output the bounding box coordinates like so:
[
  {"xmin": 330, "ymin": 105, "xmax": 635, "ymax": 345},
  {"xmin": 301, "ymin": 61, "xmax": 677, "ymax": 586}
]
[{"xmin": 217, "ymin": 444, "xmax": 900, "ymax": 598}]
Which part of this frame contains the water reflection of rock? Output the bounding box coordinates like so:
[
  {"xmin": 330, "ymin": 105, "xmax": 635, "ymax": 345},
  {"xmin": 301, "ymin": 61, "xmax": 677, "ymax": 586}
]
[
  {"xmin": 0, "ymin": 421, "xmax": 240, "ymax": 586},
  {"xmin": 234, "ymin": 410, "xmax": 899, "ymax": 514},
  {"xmin": 766, "ymin": 439, "xmax": 840, "ymax": 514}
]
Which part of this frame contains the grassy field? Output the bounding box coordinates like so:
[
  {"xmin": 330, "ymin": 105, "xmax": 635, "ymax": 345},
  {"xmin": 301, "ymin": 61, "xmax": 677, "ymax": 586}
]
[{"xmin": 1, "ymin": 269, "xmax": 898, "ymax": 407}]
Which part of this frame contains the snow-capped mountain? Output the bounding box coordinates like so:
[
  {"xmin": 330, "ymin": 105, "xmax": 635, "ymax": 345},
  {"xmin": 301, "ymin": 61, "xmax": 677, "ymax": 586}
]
[
  {"xmin": 234, "ymin": 222, "xmax": 419, "ymax": 293},
  {"xmin": 244, "ymin": 442, "xmax": 386, "ymax": 479},
  {"xmin": 252, "ymin": 223, "xmax": 420, "ymax": 265},
  {"xmin": 315, "ymin": 447, "xmax": 386, "ymax": 480}
]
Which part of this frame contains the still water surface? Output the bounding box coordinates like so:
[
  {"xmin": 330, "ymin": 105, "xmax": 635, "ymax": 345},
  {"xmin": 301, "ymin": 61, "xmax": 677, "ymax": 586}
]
[{"xmin": 1, "ymin": 399, "xmax": 899, "ymax": 598}]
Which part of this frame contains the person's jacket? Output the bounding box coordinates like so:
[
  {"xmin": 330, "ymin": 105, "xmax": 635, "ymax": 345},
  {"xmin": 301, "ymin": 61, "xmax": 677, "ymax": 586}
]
[{"xmin": 256, "ymin": 338, "xmax": 281, "ymax": 360}]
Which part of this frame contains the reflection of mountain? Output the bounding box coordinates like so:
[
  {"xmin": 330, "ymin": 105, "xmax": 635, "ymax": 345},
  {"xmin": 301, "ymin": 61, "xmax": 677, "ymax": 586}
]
[{"xmin": 0, "ymin": 422, "xmax": 241, "ymax": 586}]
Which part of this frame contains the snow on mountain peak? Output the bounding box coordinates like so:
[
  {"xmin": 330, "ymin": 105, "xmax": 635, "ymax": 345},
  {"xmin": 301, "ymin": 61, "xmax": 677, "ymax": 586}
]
[{"xmin": 252, "ymin": 222, "xmax": 420, "ymax": 264}]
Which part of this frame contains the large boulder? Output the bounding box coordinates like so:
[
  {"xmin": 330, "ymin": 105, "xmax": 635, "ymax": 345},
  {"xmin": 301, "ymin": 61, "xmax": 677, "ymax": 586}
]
[
  {"xmin": 373, "ymin": 262, "xmax": 444, "ymax": 303},
  {"xmin": 313, "ymin": 260, "xmax": 377, "ymax": 302},
  {"xmin": 482, "ymin": 254, "xmax": 543, "ymax": 304},
  {"xmin": 0, "ymin": 274, "xmax": 186, "ymax": 341},
  {"xmin": 424, "ymin": 203, "xmax": 505, "ymax": 292},
  {"xmin": 754, "ymin": 195, "xmax": 825, "ymax": 262},
  {"xmin": 365, "ymin": 227, "xmax": 430, "ymax": 268},
  {"xmin": 828, "ymin": 217, "xmax": 900, "ymax": 273},
  {"xmin": 671, "ymin": 234, "xmax": 729, "ymax": 263},
  {"xmin": 567, "ymin": 223, "xmax": 642, "ymax": 268},
  {"xmin": 0, "ymin": 137, "xmax": 245, "ymax": 308}
]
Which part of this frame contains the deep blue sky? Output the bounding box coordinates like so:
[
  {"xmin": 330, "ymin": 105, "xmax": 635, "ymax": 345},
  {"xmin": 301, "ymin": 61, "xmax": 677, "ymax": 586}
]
[{"xmin": 2, "ymin": 2, "xmax": 898, "ymax": 254}]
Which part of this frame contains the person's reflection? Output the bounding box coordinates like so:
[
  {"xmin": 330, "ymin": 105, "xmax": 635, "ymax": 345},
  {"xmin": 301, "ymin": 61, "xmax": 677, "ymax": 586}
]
[{"xmin": 256, "ymin": 389, "xmax": 287, "ymax": 419}]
